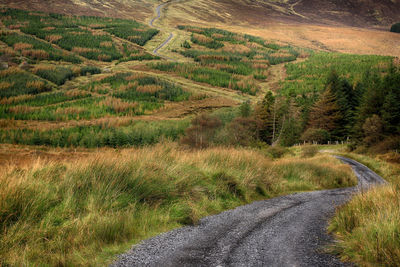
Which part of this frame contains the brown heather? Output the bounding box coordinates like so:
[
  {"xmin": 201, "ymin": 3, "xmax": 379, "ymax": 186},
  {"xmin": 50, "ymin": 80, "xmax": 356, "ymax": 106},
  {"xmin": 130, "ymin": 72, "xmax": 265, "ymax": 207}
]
[
  {"xmin": 8, "ymin": 105, "xmax": 38, "ymax": 114},
  {"xmin": 0, "ymin": 47, "xmax": 16, "ymax": 56},
  {"xmin": 193, "ymin": 34, "xmax": 213, "ymax": 43},
  {"xmin": 100, "ymin": 41, "xmax": 113, "ymax": 47},
  {"xmin": 72, "ymin": 47, "xmax": 100, "ymax": 54},
  {"xmin": 125, "ymin": 73, "xmax": 148, "ymax": 81},
  {"xmin": 26, "ymin": 80, "xmax": 45, "ymax": 90},
  {"xmin": 136, "ymin": 84, "xmax": 162, "ymax": 94},
  {"xmin": 0, "ymin": 67, "xmax": 23, "ymax": 77},
  {"xmin": 55, "ymin": 107, "xmax": 87, "ymax": 115},
  {"xmin": 13, "ymin": 42, "xmax": 33, "ymax": 51},
  {"xmin": 100, "ymin": 97, "xmax": 138, "ymax": 113},
  {"xmin": 186, "ymin": 27, "xmax": 204, "ymax": 34},
  {"xmin": 21, "ymin": 49, "xmax": 49, "ymax": 60},
  {"xmin": 0, "ymin": 94, "xmax": 34, "ymax": 105},
  {"xmin": 0, "ymin": 81, "xmax": 13, "ymax": 90},
  {"xmin": 118, "ymin": 81, "xmax": 138, "ymax": 91},
  {"xmin": 65, "ymin": 90, "xmax": 89, "ymax": 98},
  {"xmin": 221, "ymin": 43, "xmax": 251, "ymax": 53},
  {"xmin": 45, "ymin": 34, "xmax": 62, "ymax": 43},
  {"xmin": 32, "ymin": 65, "xmax": 55, "ymax": 74},
  {"xmin": 211, "ymin": 33, "xmax": 224, "ymax": 39}
]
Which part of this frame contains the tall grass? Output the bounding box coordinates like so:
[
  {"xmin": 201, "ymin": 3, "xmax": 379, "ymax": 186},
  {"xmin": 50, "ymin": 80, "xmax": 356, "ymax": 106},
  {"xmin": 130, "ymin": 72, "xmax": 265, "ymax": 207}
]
[
  {"xmin": 329, "ymin": 153, "xmax": 400, "ymax": 266},
  {"xmin": 0, "ymin": 145, "xmax": 355, "ymax": 266}
]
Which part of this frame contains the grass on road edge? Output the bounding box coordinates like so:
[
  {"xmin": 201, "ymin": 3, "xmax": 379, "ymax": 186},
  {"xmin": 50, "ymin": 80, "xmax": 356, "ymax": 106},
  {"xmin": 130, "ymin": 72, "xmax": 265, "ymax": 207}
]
[
  {"xmin": 0, "ymin": 143, "xmax": 356, "ymax": 266},
  {"xmin": 328, "ymin": 152, "xmax": 400, "ymax": 266}
]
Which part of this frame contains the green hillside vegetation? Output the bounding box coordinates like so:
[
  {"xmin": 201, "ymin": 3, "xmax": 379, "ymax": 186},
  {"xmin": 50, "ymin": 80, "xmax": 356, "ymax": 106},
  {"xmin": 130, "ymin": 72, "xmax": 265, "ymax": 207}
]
[
  {"xmin": 0, "ymin": 71, "xmax": 191, "ymax": 122},
  {"xmin": 148, "ymin": 26, "xmax": 303, "ymax": 95},
  {"xmin": 1, "ymin": 8, "xmax": 159, "ymax": 62}
]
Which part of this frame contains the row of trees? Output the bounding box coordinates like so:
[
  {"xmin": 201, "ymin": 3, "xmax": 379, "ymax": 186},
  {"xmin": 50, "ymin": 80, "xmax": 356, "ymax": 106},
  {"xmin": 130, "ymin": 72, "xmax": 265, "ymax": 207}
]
[{"xmin": 181, "ymin": 66, "xmax": 399, "ymax": 152}]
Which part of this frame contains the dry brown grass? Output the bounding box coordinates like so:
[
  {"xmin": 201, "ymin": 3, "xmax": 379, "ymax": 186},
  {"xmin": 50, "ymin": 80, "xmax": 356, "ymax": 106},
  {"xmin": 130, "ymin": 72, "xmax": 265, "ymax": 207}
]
[
  {"xmin": 136, "ymin": 84, "xmax": 162, "ymax": 93},
  {"xmin": 100, "ymin": 97, "xmax": 138, "ymax": 113},
  {"xmin": 26, "ymin": 80, "xmax": 45, "ymax": 90},
  {"xmin": 0, "ymin": 94, "xmax": 34, "ymax": 105},
  {"xmin": 55, "ymin": 107, "xmax": 86, "ymax": 115},
  {"xmin": 8, "ymin": 105, "xmax": 38, "ymax": 114},
  {"xmin": 192, "ymin": 33, "xmax": 213, "ymax": 43},
  {"xmin": 32, "ymin": 64, "xmax": 55, "ymax": 74},
  {"xmin": 13, "ymin": 42, "xmax": 33, "ymax": 51},
  {"xmin": 72, "ymin": 47, "xmax": 100, "ymax": 54},
  {"xmin": 221, "ymin": 43, "xmax": 251, "ymax": 53},
  {"xmin": 42, "ymin": 26, "xmax": 55, "ymax": 31},
  {"xmin": 21, "ymin": 49, "xmax": 49, "ymax": 60},
  {"xmin": 0, "ymin": 67, "xmax": 23, "ymax": 77},
  {"xmin": 45, "ymin": 34, "xmax": 62, "ymax": 43},
  {"xmin": 0, "ymin": 81, "xmax": 13, "ymax": 90},
  {"xmin": 0, "ymin": 47, "xmax": 16, "ymax": 56},
  {"xmin": 125, "ymin": 73, "xmax": 148, "ymax": 81}
]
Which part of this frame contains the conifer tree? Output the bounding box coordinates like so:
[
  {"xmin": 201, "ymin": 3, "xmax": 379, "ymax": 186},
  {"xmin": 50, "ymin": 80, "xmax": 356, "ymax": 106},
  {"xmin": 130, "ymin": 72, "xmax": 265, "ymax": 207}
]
[{"xmin": 307, "ymin": 87, "xmax": 342, "ymax": 138}]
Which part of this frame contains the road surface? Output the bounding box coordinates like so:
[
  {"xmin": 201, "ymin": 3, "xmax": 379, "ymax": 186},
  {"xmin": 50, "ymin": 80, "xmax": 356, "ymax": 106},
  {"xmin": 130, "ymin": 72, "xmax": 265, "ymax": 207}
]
[
  {"xmin": 149, "ymin": 2, "xmax": 174, "ymax": 59},
  {"xmin": 111, "ymin": 156, "xmax": 385, "ymax": 267}
]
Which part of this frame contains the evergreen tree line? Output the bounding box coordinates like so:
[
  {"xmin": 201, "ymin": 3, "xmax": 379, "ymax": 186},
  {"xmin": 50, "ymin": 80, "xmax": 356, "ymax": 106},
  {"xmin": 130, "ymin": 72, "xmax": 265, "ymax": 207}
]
[
  {"xmin": 187, "ymin": 66, "xmax": 399, "ymax": 151},
  {"xmin": 250, "ymin": 66, "xmax": 400, "ymax": 150}
]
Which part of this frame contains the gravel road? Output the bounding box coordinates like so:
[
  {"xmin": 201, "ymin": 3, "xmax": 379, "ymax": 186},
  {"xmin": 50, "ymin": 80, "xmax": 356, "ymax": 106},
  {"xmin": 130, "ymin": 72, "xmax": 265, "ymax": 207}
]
[
  {"xmin": 149, "ymin": 2, "xmax": 174, "ymax": 59},
  {"xmin": 111, "ymin": 156, "xmax": 385, "ymax": 267}
]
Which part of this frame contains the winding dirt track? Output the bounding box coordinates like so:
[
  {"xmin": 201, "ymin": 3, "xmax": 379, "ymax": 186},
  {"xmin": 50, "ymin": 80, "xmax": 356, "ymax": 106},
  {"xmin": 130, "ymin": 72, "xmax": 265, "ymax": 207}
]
[
  {"xmin": 149, "ymin": 2, "xmax": 174, "ymax": 59},
  {"xmin": 111, "ymin": 156, "xmax": 385, "ymax": 266}
]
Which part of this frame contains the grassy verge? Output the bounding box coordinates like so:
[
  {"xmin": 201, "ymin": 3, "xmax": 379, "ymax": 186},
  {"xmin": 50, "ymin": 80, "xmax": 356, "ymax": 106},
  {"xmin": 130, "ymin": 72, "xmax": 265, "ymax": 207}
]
[
  {"xmin": 328, "ymin": 152, "xmax": 400, "ymax": 266},
  {"xmin": 0, "ymin": 144, "xmax": 356, "ymax": 266}
]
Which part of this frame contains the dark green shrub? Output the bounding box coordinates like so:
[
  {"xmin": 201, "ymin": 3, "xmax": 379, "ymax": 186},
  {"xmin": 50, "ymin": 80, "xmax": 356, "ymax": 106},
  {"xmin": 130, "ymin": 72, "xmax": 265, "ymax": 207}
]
[{"xmin": 390, "ymin": 23, "xmax": 400, "ymax": 33}]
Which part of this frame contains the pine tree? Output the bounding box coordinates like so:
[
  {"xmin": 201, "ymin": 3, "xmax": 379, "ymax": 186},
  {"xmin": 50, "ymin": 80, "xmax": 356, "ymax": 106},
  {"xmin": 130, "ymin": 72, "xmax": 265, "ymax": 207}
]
[
  {"xmin": 307, "ymin": 87, "xmax": 342, "ymax": 138},
  {"xmin": 253, "ymin": 91, "xmax": 275, "ymax": 144}
]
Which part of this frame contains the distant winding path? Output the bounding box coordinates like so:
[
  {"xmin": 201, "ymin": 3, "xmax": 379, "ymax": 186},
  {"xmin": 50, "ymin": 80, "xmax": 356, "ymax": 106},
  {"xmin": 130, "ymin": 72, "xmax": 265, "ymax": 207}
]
[
  {"xmin": 112, "ymin": 156, "xmax": 385, "ymax": 266},
  {"xmin": 149, "ymin": 2, "xmax": 174, "ymax": 60}
]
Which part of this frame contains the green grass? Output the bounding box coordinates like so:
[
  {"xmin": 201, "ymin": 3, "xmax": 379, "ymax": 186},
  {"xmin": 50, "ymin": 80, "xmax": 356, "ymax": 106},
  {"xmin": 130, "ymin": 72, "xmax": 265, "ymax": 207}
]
[
  {"xmin": 0, "ymin": 68, "xmax": 52, "ymax": 97},
  {"xmin": 0, "ymin": 120, "xmax": 190, "ymax": 147},
  {"xmin": 0, "ymin": 145, "xmax": 356, "ymax": 266},
  {"xmin": 282, "ymin": 52, "xmax": 392, "ymax": 97},
  {"xmin": 0, "ymin": 32, "xmax": 82, "ymax": 63}
]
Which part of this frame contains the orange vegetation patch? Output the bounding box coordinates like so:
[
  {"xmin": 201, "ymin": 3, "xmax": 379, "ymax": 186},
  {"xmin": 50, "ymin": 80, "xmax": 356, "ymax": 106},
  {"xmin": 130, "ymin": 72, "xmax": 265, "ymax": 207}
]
[
  {"xmin": 45, "ymin": 34, "xmax": 62, "ymax": 43},
  {"xmin": 192, "ymin": 33, "xmax": 213, "ymax": 43},
  {"xmin": 13, "ymin": 42, "xmax": 33, "ymax": 50},
  {"xmin": 136, "ymin": 84, "xmax": 162, "ymax": 93},
  {"xmin": 55, "ymin": 107, "xmax": 87, "ymax": 115},
  {"xmin": 21, "ymin": 49, "xmax": 49, "ymax": 60},
  {"xmin": 221, "ymin": 43, "xmax": 251, "ymax": 53},
  {"xmin": 8, "ymin": 105, "xmax": 39, "ymax": 114},
  {"xmin": 0, "ymin": 67, "xmax": 23, "ymax": 77},
  {"xmin": 0, "ymin": 94, "xmax": 33, "ymax": 105},
  {"xmin": 100, "ymin": 97, "xmax": 138, "ymax": 113},
  {"xmin": 72, "ymin": 47, "xmax": 100, "ymax": 54},
  {"xmin": 0, "ymin": 144, "xmax": 92, "ymax": 169},
  {"xmin": 0, "ymin": 81, "xmax": 13, "ymax": 90},
  {"xmin": 26, "ymin": 80, "xmax": 45, "ymax": 90}
]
